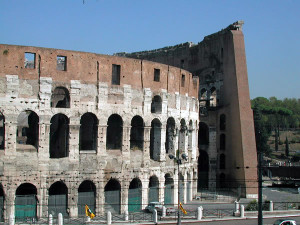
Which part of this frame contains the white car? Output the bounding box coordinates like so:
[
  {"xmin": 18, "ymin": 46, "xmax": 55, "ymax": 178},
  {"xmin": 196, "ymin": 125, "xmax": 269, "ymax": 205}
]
[{"xmin": 273, "ymin": 218, "xmax": 297, "ymax": 225}]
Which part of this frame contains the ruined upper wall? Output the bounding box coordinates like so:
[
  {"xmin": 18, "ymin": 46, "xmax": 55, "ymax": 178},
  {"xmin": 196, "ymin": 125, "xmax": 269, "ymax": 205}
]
[{"xmin": 0, "ymin": 44, "xmax": 198, "ymax": 98}]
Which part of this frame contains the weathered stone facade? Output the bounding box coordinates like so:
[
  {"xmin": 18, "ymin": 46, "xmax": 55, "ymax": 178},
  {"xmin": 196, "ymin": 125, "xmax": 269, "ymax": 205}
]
[
  {"xmin": 117, "ymin": 21, "xmax": 258, "ymax": 199},
  {"xmin": 0, "ymin": 44, "xmax": 199, "ymax": 220}
]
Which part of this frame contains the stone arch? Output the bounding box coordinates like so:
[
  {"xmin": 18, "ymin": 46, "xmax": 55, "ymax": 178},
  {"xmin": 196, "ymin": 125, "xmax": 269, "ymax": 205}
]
[
  {"xmin": 150, "ymin": 118, "xmax": 161, "ymax": 161},
  {"xmin": 179, "ymin": 173, "xmax": 184, "ymax": 203},
  {"xmin": 51, "ymin": 87, "xmax": 70, "ymax": 108},
  {"xmin": 220, "ymin": 114, "xmax": 226, "ymax": 131},
  {"xmin": 130, "ymin": 116, "xmax": 144, "ymax": 150},
  {"xmin": 104, "ymin": 179, "xmax": 121, "ymax": 214},
  {"xmin": 148, "ymin": 176, "xmax": 159, "ymax": 203},
  {"xmin": 198, "ymin": 122, "xmax": 209, "ymax": 145},
  {"xmin": 16, "ymin": 110, "xmax": 39, "ymax": 150},
  {"xmin": 80, "ymin": 113, "xmax": 98, "ymax": 151},
  {"xmin": 198, "ymin": 150, "xmax": 209, "ymax": 190},
  {"xmin": 179, "ymin": 119, "xmax": 187, "ymax": 153},
  {"xmin": 106, "ymin": 114, "xmax": 123, "ymax": 150},
  {"xmin": 164, "ymin": 174, "xmax": 174, "ymax": 205},
  {"xmin": 15, "ymin": 183, "xmax": 37, "ymax": 221},
  {"xmin": 200, "ymin": 88, "xmax": 207, "ymax": 107},
  {"xmin": 50, "ymin": 114, "xmax": 69, "ymax": 158},
  {"xmin": 48, "ymin": 181, "xmax": 68, "ymax": 217},
  {"xmin": 78, "ymin": 180, "xmax": 96, "ymax": 216},
  {"xmin": 0, "ymin": 113, "xmax": 4, "ymax": 150},
  {"xmin": 186, "ymin": 172, "xmax": 192, "ymax": 202},
  {"xmin": 165, "ymin": 117, "xmax": 175, "ymax": 154},
  {"xmin": 128, "ymin": 178, "xmax": 142, "ymax": 212},
  {"xmin": 151, "ymin": 95, "xmax": 162, "ymax": 113}
]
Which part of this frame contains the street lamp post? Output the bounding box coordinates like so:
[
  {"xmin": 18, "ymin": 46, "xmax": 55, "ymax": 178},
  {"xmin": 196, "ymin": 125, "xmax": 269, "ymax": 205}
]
[{"xmin": 169, "ymin": 152, "xmax": 188, "ymax": 225}]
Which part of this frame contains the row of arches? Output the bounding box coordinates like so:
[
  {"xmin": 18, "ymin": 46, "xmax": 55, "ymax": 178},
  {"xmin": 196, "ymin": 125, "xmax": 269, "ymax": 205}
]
[
  {"xmin": 51, "ymin": 87, "xmax": 164, "ymax": 114},
  {"xmin": 0, "ymin": 172, "xmax": 192, "ymax": 220},
  {"xmin": 0, "ymin": 112, "xmax": 196, "ymax": 161}
]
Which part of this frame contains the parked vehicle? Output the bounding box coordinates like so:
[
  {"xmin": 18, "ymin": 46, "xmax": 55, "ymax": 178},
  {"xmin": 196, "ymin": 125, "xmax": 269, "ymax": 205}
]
[
  {"xmin": 145, "ymin": 202, "xmax": 176, "ymax": 216},
  {"xmin": 273, "ymin": 218, "xmax": 297, "ymax": 225}
]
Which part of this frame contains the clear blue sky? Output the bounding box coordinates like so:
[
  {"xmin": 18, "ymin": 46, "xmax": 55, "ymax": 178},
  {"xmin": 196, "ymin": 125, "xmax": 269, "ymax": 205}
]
[{"xmin": 1, "ymin": 0, "xmax": 299, "ymax": 100}]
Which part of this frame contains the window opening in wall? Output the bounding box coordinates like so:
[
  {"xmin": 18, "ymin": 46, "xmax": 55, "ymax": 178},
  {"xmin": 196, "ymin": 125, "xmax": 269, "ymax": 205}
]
[
  {"xmin": 48, "ymin": 181, "xmax": 68, "ymax": 217},
  {"xmin": 150, "ymin": 119, "xmax": 161, "ymax": 161},
  {"xmin": 164, "ymin": 174, "xmax": 174, "ymax": 205},
  {"xmin": 181, "ymin": 74, "xmax": 185, "ymax": 87},
  {"xmin": 130, "ymin": 116, "xmax": 144, "ymax": 150},
  {"xmin": 128, "ymin": 178, "xmax": 142, "ymax": 212},
  {"xmin": 148, "ymin": 176, "xmax": 159, "ymax": 203},
  {"xmin": 24, "ymin": 52, "xmax": 35, "ymax": 69},
  {"xmin": 57, "ymin": 56, "xmax": 67, "ymax": 71},
  {"xmin": 51, "ymin": 87, "xmax": 70, "ymax": 108},
  {"xmin": 0, "ymin": 114, "xmax": 5, "ymax": 150},
  {"xmin": 80, "ymin": 113, "xmax": 98, "ymax": 152},
  {"xmin": 154, "ymin": 68, "xmax": 160, "ymax": 82},
  {"xmin": 104, "ymin": 179, "xmax": 121, "ymax": 214},
  {"xmin": 220, "ymin": 134, "xmax": 225, "ymax": 150},
  {"xmin": 112, "ymin": 64, "xmax": 121, "ymax": 85},
  {"xmin": 188, "ymin": 120, "xmax": 193, "ymax": 150},
  {"xmin": 151, "ymin": 95, "xmax": 162, "ymax": 113},
  {"xmin": 198, "ymin": 122, "xmax": 209, "ymax": 145},
  {"xmin": 15, "ymin": 183, "xmax": 37, "ymax": 221},
  {"xmin": 106, "ymin": 114, "xmax": 123, "ymax": 150},
  {"xmin": 50, "ymin": 114, "xmax": 69, "ymax": 158},
  {"xmin": 78, "ymin": 181, "xmax": 96, "ymax": 216},
  {"xmin": 0, "ymin": 184, "xmax": 4, "ymax": 221},
  {"xmin": 220, "ymin": 114, "xmax": 226, "ymax": 130},
  {"xmin": 198, "ymin": 150, "xmax": 209, "ymax": 190},
  {"xmin": 16, "ymin": 111, "xmax": 39, "ymax": 150},
  {"xmin": 165, "ymin": 117, "xmax": 175, "ymax": 154}
]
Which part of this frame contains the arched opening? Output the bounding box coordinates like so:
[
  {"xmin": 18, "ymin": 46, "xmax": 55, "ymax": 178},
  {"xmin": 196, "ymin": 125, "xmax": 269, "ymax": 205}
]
[
  {"xmin": 78, "ymin": 180, "xmax": 96, "ymax": 216},
  {"xmin": 220, "ymin": 114, "xmax": 226, "ymax": 131},
  {"xmin": 104, "ymin": 179, "xmax": 121, "ymax": 214},
  {"xmin": 151, "ymin": 95, "xmax": 162, "ymax": 113},
  {"xmin": 0, "ymin": 184, "xmax": 4, "ymax": 221},
  {"xmin": 210, "ymin": 87, "xmax": 217, "ymax": 107},
  {"xmin": 130, "ymin": 116, "xmax": 144, "ymax": 150},
  {"xmin": 164, "ymin": 174, "xmax": 174, "ymax": 206},
  {"xmin": 0, "ymin": 114, "xmax": 5, "ymax": 150},
  {"xmin": 179, "ymin": 119, "xmax": 186, "ymax": 153},
  {"xmin": 48, "ymin": 181, "xmax": 68, "ymax": 217},
  {"xmin": 148, "ymin": 176, "xmax": 159, "ymax": 203},
  {"xmin": 50, "ymin": 114, "xmax": 69, "ymax": 158},
  {"xmin": 220, "ymin": 154, "xmax": 226, "ymax": 169},
  {"xmin": 51, "ymin": 87, "xmax": 70, "ymax": 108},
  {"xmin": 106, "ymin": 114, "xmax": 123, "ymax": 150},
  {"xmin": 128, "ymin": 178, "xmax": 142, "ymax": 212},
  {"xmin": 16, "ymin": 111, "xmax": 39, "ymax": 150},
  {"xmin": 198, "ymin": 150, "xmax": 209, "ymax": 190},
  {"xmin": 198, "ymin": 122, "xmax": 209, "ymax": 145},
  {"xmin": 165, "ymin": 117, "xmax": 175, "ymax": 154},
  {"xmin": 188, "ymin": 120, "xmax": 193, "ymax": 150},
  {"xmin": 220, "ymin": 134, "xmax": 225, "ymax": 150},
  {"xmin": 150, "ymin": 119, "xmax": 161, "ymax": 161},
  {"xmin": 80, "ymin": 113, "xmax": 98, "ymax": 151},
  {"xmin": 15, "ymin": 183, "xmax": 37, "ymax": 221}
]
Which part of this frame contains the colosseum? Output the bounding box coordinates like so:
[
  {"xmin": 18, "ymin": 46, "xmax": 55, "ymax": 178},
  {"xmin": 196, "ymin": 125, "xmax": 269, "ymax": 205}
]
[{"xmin": 0, "ymin": 21, "xmax": 257, "ymax": 221}]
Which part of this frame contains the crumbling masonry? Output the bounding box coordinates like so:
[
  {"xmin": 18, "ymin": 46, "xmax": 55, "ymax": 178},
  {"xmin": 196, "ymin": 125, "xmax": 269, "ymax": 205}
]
[{"xmin": 0, "ymin": 21, "xmax": 257, "ymax": 221}]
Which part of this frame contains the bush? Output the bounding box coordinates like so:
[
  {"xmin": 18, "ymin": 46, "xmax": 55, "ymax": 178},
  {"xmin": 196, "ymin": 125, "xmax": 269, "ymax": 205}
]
[{"xmin": 245, "ymin": 200, "xmax": 270, "ymax": 211}]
